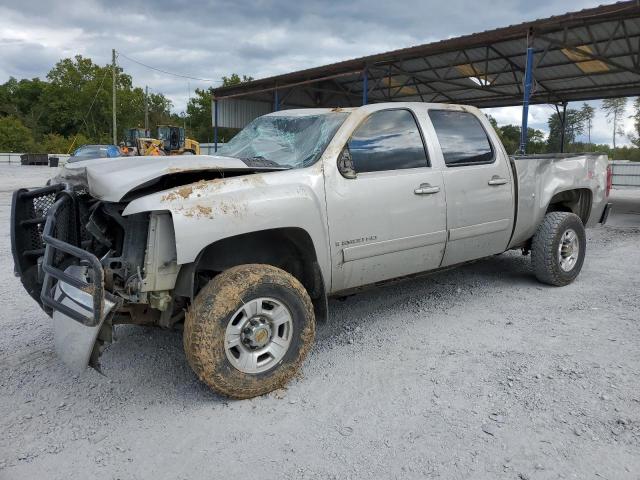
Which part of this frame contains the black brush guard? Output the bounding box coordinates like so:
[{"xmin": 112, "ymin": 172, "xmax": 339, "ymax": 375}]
[{"xmin": 12, "ymin": 185, "xmax": 119, "ymax": 327}]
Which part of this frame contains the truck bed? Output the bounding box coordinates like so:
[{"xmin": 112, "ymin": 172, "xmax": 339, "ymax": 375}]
[{"xmin": 508, "ymin": 153, "xmax": 609, "ymax": 249}]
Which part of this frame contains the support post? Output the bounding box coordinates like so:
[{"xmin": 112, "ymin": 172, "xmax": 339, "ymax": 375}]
[
  {"xmin": 559, "ymin": 101, "xmax": 567, "ymax": 153},
  {"xmin": 274, "ymin": 88, "xmax": 279, "ymax": 111},
  {"xmin": 362, "ymin": 68, "xmax": 368, "ymax": 105},
  {"xmin": 213, "ymin": 98, "xmax": 219, "ymax": 153},
  {"xmin": 518, "ymin": 46, "xmax": 534, "ymax": 154},
  {"xmin": 112, "ymin": 49, "xmax": 117, "ymax": 145}
]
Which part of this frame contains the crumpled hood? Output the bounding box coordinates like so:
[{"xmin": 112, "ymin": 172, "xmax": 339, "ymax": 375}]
[{"xmin": 54, "ymin": 154, "xmax": 258, "ymax": 202}]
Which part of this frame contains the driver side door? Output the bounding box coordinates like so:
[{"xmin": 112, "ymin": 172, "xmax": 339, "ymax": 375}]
[{"xmin": 323, "ymin": 108, "xmax": 447, "ymax": 293}]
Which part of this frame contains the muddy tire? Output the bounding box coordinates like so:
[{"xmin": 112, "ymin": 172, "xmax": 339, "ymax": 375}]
[
  {"xmin": 531, "ymin": 212, "xmax": 586, "ymax": 286},
  {"xmin": 184, "ymin": 264, "xmax": 315, "ymax": 399}
]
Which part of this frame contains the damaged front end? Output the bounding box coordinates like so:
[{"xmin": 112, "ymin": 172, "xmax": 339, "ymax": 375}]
[{"xmin": 11, "ymin": 184, "xmax": 169, "ymax": 371}]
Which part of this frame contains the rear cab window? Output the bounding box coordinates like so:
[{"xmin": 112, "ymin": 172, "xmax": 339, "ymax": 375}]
[
  {"xmin": 348, "ymin": 109, "xmax": 429, "ymax": 173},
  {"xmin": 428, "ymin": 110, "xmax": 494, "ymax": 167}
]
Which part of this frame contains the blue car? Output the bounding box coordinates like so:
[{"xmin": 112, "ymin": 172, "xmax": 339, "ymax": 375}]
[{"xmin": 69, "ymin": 144, "xmax": 121, "ymax": 163}]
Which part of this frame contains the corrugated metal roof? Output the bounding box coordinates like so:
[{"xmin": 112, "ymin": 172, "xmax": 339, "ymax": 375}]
[{"xmin": 213, "ymin": 1, "xmax": 640, "ymax": 110}]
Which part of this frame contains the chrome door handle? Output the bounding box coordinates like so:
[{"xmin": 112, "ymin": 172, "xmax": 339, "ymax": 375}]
[
  {"xmin": 414, "ymin": 183, "xmax": 440, "ymax": 195},
  {"xmin": 488, "ymin": 177, "xmax": 508, "ymax": 186}
]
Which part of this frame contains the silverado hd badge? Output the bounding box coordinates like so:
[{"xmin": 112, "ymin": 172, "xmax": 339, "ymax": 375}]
[{"xmin": 336, "ymin": 236, "xmax": 378, "ymax": 247}]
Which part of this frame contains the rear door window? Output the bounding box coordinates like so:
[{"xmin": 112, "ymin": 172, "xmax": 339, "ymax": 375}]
[
  {"xmin": 348, "ymin": 109, "xmax": 429, "ymax": 173},
  {"xmin": 428, "ymin": 110, "xmax": 494, "ymax": 166}
]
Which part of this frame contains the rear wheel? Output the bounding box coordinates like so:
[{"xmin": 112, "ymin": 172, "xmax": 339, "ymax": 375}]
[
  {"xmin": 184, "ymin": 264, "xmax": 315, "ymax": 399},
  {"xmin": 531, "ymin": 212, "xmax": 586, "ymax": 286}
]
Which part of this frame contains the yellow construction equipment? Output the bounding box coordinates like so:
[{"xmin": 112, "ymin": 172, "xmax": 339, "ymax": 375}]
[
  {"xmin": 124, "ymin": 128, "xmax": 165, "ymax": 156},
  {"xmin": 157, "ymin": 125, "xmax": 200, "ymax": 155},
  {"xmin": 124, "ymin": 126, "xmax": 200, "ymax": 156}
]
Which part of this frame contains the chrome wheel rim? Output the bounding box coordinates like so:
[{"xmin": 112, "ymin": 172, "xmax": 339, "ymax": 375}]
[
  {"xmin": 224, "ymin": 297, "xmax": 293, "ymax": 374},
  {"xmin": 558, "ymin": 228, "xmax": 580, "ymax": 272}
]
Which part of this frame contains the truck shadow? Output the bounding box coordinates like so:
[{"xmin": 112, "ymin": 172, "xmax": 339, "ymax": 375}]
[
  {"xmin": 98, "ymin": 251, "xmax": 535, "ymax": 402},
  {"xmin": 320, "ymin": 251, "xmax": 536, "ymax": 343}
]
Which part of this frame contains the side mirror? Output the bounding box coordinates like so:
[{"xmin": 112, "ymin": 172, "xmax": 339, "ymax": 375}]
[{"xmin": 337, "ymin": 145, "xmax": 357, "ymax": 179}]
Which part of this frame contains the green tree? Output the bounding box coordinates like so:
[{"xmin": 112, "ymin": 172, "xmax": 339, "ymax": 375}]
[
  {"xmin": 41, "ymin": 55, "xmax": 112, "ymax": 139},
  {"xmin": 629, "ymin": 97, "xmax": 640, "ymax": 148},
  {"xmin": 0, "ymin": 116, "xmax": 35, "ymax": 151},
  {"xmin": 547, "ymin": 109, "xmax": 584, "ymax": 152},
  {"xmin": 601, "ymin": 98, "xmax": 627, "ymax": 148},
  {"xmin": 39, "ymin": 133, "xmax": 90, "ymax": 154},
  {"xmin": 580, "ymin": 103, "xmax": 595, "ymax": 145},
  {"xmin": 0, "ymin": 78, "xmax": 47, "ymax": 135},
  {"xmin": 492, "ymin": 123, "xmax": 545, "ymax": 154},
  {"xmin": 186, "ymin": 88, "xmax": 215, "ymax": 142},
  {"xmin": 221, "ymin": 74, "xmax": 254, "ymax": 86},
  {"xmin": 485, "ymin": 114, "xmax": 498, "ymax": 130},
  {"xmin": 482, "ymin": 115, "xmax": 546, "ymax": 154},
  {"xmin": 497, "ymin": 124, "xmax": 521, "ymax": 154},
  {"xmin": 39, "ymin": 55, "xmax": 177, "ymax": 144},
  {"xmin": 0, "ymin": 55, "xmax": 179, "ymax": 149},
  {"xmin": 40, "ymin": 133, "xmax": 69, "ymax": 153}
]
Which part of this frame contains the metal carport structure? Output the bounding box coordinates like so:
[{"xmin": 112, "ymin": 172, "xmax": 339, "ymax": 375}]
[{"xmin": 211, "ymin": 1, "xmax": 640, "ymax": 153}]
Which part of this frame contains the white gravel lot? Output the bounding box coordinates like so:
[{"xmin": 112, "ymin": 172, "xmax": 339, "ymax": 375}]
[{"xmin": 1, "ymin": 164, "xmax": 639, "ymax": 480}]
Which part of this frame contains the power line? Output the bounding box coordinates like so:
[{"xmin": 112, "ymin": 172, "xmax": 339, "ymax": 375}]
[{"xmin": 116, "ymin": 51, "xmax": 220, "ymax": 83}]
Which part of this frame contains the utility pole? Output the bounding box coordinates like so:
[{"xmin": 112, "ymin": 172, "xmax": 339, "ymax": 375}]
[
  {"xmin": 144, "ymin": 85, "xmax": 149, "ymax": 132},
  {"xmin": 112, "ymin": 49, "xmax": 117, "ymax": 144}
]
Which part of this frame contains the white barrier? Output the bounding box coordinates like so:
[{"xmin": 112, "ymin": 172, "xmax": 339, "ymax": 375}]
[
  {"xmin": 0, "ymin": 153, "xmax": 24, "ymax": 163},
  {"xmin": 611, "ymin": 160, "xmax": 640, "ymax": 188}
]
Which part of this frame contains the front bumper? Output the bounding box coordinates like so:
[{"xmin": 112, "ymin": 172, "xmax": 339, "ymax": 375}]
[
  {"xmin": 40, "ymin": 191, "xmax": 119, "ymax": 326},
  {"xmin": 52, "ymin": 265, "xmax": 116, "ymax": 371},
  {"xmin": 12, "ymin": 185, "xmax": 120, "ymax": 326}
]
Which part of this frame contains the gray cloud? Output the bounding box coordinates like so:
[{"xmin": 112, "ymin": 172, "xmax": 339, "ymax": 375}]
[{"xmin": 0, "ymin": 40, "xmax": 59, "ymax": 79}]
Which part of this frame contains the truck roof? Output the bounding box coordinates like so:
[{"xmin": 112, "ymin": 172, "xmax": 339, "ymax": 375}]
[{"xmin": 264, "ymin": 102, "xmax": 481, "ymax": 117}]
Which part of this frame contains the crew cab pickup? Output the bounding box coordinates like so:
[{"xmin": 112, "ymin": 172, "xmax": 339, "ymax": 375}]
[{"xmin": 11, "ymin": 103, "xmax": 612, "ymax": 398}]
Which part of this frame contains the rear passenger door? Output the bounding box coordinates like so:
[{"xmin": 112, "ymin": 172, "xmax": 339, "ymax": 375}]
[
  {"xmin": 428, "ymin": 109, "xmax": 514, "ymax": 266},
  {"xmin": 324, "ymin": 108, "xmax": 447, "ymax": 292}
]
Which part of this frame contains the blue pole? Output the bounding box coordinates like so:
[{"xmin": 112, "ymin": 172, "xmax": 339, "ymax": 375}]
[
  {"xmin": 362, "ymin": 68, "xmax": 368, "ymax": 105},
  {"xmin": 519, "ymin": 46, "xmax": 534, "ymax": 154},
  {"xmin": 274, "ymin": 88, "xmax": 279, "ymax": 111},
  {"xmin": 214, "ymin": 98, "xmax": 218, "ymax": 153}
]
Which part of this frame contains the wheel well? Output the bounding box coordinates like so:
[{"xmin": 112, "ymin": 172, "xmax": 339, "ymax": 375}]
[
  {"xmin": 175, "ymin": 228, "xmax": 327, "ymax": 321},
  {"xmin": 546, "ymin": 189, "xmax": 592, "ymax": 224}
]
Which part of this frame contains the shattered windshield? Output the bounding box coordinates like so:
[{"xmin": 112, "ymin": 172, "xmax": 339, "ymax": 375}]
[{"xmin": 219, "ymin": 112, "xmax": 348, "ymax": 168}]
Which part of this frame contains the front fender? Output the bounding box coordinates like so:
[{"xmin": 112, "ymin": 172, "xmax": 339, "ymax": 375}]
[{"xmin": 122, "ymin": 170, "xmax": 332, "ymax": 288}]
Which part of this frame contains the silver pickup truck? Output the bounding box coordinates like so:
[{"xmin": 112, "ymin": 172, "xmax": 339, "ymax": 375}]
[{"xmin": 11, "ymin": 102, "xmax": 612, "ymax": 398}]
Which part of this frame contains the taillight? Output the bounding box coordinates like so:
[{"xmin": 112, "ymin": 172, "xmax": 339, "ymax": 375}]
[{"xmin": 606, "ymin": 164, "xmax": 613, "ymax": 197}]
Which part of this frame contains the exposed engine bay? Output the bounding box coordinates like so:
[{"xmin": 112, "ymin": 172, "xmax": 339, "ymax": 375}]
[
  {"xmin": 10, "ymin": 152, "xmax": 315, "ymax": 372},
  {"xmin": 12, "ymin": 184, "xmax": 186, "ymax": 327}
]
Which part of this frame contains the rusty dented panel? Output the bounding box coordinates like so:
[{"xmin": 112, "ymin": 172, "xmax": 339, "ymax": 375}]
[{"xmin": 122, "ymin": 168, "xmax": 332, "ymax": 289}]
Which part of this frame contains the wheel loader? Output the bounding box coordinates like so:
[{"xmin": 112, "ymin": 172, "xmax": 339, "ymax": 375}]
[
  {"xmin": 157, "ymin": 125, "xmax": 200, "ymax": 155},
  {"xmin": 124, "ymin": 126, "xmax": 200, "ymax": 156}
]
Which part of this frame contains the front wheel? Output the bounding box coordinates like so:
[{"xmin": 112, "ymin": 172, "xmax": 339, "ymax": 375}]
[
  {"xmin": 531, "ymin": 212, "xmax": 586, "ymax": 286},
  {"xmin": 184, "ymin": 264, "xmax": 315, "ymax": 399}
]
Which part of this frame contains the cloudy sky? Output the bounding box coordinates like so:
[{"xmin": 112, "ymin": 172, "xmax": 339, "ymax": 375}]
[{"xmin": 0, "ymin": 0, "xmax": 636, "ymax": 145}]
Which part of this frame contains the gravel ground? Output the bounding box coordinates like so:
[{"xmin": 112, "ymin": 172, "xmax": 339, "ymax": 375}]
[{"xmin": 1, "ymin": 164, "xmax": 639, "ymax": 480}]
